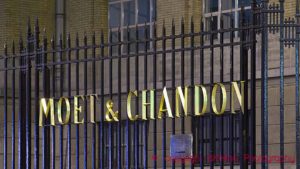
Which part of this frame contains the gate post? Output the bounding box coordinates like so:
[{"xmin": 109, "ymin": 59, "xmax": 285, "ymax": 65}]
[{"xmin": 261, "ymin": 0, "xmax": 269, "ymax": 168}]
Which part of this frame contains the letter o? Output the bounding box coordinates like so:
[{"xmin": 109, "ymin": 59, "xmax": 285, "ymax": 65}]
[{"xmin": 211, "ymin": 83, "xmax": 227, "ymax": 115}]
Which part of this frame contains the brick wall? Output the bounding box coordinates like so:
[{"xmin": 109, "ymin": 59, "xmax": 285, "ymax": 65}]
[
  {"xmin": 65, "ymin": 0, "xmax": 108, "ymax": 44},
  {"xmin": 0, "ymin": 0, "xmax": 55, "ymax": 53}
]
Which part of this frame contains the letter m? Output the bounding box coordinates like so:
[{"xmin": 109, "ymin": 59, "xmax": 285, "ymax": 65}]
[{"xmin": 39, "ymin": 98, "xmax": 55, "ymax": 126}]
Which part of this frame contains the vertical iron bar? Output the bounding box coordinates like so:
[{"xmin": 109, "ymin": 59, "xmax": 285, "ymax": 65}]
[
  {"xmin": 295, "ymin": 0, "xmax": 300, "ymax": 168},
  {"xmin": 143, "ymin": 23, "xmax": 149, "ymax": 169},
  {"xmin": 108, "ymin": 29, "xmax": 113, "ymax": 169},
  {"xmin": 51, "ymin": 36, "xmax": 56, "ymax": 169},
  {"xmin": 209, "ymin": 17, "xmax": 215, "ymax": 169},
  {"xmin": 171, "ymin": 19, "xmax": 176, "ymax": 169},
  {"xmin": 75, "ymin": 33, "xmax": 80, "ymax": 169},
  {"xmin": 250, "ymin": 1, "xmax": 257, "ymax": 169},
  {"xmin": 162, "ymin": 22, "xmax": 166, "ymax": 169},
  {"xmin": 229, "ymin": 15, "xmax": 234, "ymax": 169},
  {"xmin": 12, "ymin": 42, "xmax": 16, "ymax": 169},
  {"xmin": 42, "ymin": 32, "xmax": 50, "ymax": 169},
  {"xmin": 67, "ymin": 33, "xmax": 72, "ymax": 169},
  {"xmin": 219, "ymin": 17, "xmax": 224, "ymax": 169},
  {"xmin": 26, "ymin": 20, "xmax": 32, "ymax": 169},
  {"xmin": 190, "ymin": 17, "xmax": 195, "ymax": 169},
  {"xmin": 19, "ymin": 37, "xmax": 26, "ymax": 169},
  {"xmin": 279, "ymin": 0, "xmax": 285, "ymax": 169},
  {"xmin": 99, "ymin": 30, "xmax": 105, "ymax": 169},
  {"xmin": 180, "ymin": 18, "xmax": 185, "ymax": 169},
  {"xmin": 153, "ymin": 23, "xmax": 158, "ymax": 169},
  {"xmin": 84, "ymin": 33, "xmax": 88, "ymax": 169},
  {"xmin": 126, "ymin": 26, "xmax": 131, "ymax": 169},
  {"xmin": 135, "ymin": 25, "xmax": 140, "ymax": 169},
  {"xmin": 19, "ymin": 36, "xmax": 25, "ymax": 169},
  {"xmin": 261, "ymin": 0, "xmax": 269, "ymax": 168},
  {"xmin": 92, "ymin": 32, "xmax": 96, "ymax": 169},
  {"xmin": 59, "ymin": 34, "xmax": 64, "ymax": 169},
  {"xmin": 117, "ymin": 28, "xmax": 122, "ymax": 169},
  {"xmin": 199, "ymin": 20, "xmax": 204, "ymax": 169},
  {"xmin": 240, "ymin": 7, "xmax": 249, "ymax": 169},
  {"xmin": 3, "ymin": 43, "xmax": 7, "ymax": 169}
]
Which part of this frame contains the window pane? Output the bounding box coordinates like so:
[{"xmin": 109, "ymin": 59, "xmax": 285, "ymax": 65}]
[
  {"xmin": 238, "ymin": 0, "xmax": 251, "ymax": 7},
  {"xmin": 138, "ymin": 0, "xmax": 150, "ymax": 24},
  {"xmin": 205, "ymin": 0, "xmax": 218, "ymax": 13},
  {"xmin": 111, "ymin": 31, "xmax": 119, "ymax": 56},
  {"xmin": 123, "ymin": 28, "xmax": 136, "ymax": 53},
  {"xmin": 222, "ymin": 0, "xmax": 235, "ymax": 10},
  {"xmin": 109, "ymin": 3, "xmax": 121, "ymax": 28},
  {"xmin": 222, "ymin": 12, "xmax": 234, "ymax": 38},
  {"xmin": 124, "ymin": 1, "xmax": 136, "ymax": 26}
]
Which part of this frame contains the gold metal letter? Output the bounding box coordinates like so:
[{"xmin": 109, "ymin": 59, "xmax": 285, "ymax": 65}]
[
  {"xmin": 105, "ymin": 100, "xmax": 119, "ymax": 122},
  {"xmin": 127, "ymin": 91, "xmax": 139, "ymax": 121},
  {"xmin": 39, "ymin": 98, "xmax": 55, "ymax": 126},
  {"xmin": 158, "ymin": 87, "xmax": 174, "ymax": 119},
  {"xmin": 57, "ymin": 97, "xmax": 71, "ymax": 125},
  {"xmin": 175, "ymin": 86, "xmax": 189, "ymax": 117},
  {"xmin": 142, "ymin": 90, "xmax": 155, "ymax": 120},
  {"xmin": 88, "ymin": 94, "xmax": 99, "ymax": 123},
  {"xmin": 194, "ymin": 85, "xmax": 208, "ymax": 116},
  {"xmin": 211, "ymin": 83, "xmax": 227, "ymax": 115},
  {"xmin": 74, "ymin": 95, "xmax": 85, "ymax": 124},
  {"xmin": 231, "ymin": 81, "xmax": 245, "ymax": 114}
]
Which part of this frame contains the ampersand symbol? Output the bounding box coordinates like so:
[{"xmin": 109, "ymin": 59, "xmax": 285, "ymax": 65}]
[{"xmin": 105, "ymin": 100, "xmax": 119, "ymax": 122}]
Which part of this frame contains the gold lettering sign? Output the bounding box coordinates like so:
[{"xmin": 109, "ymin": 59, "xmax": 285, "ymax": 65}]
[
  {"xmin": 194, "ymin": 85, "xmax": 208, "ymax": 116},
  {"xmin": 158, "ymin": 87, "xmax": 174, "ymax": 119},
  {"xmin": 105, "ymin": 100, "xmax": 119, "ymax": 122},
  {"xmin": 39, "ymin": 98, "xmax": 55, "ymax": 126},
  {"xmin": 57, "ymin": 97, "xmax": 71, "ymax": 125},
  {"xmin": 38, "ymin": 81, "xmax": 245, "ymax": 126},
  {"xmin": 211, "ymin": 83, "xmax": 227, "ymax": 115},
  {"xmin": 175, "ymin": 86, "xmax": 189, "ymax": 117},
  {"xmin": 88, "ymin": 94, "xmax": 98, "ymax": 123},
  {"xmin": 142, "ymin": 90, "xmax": 155, "ymax": 120},
  {"xmin": 74, "ymin": 95, "xmax": 85, "ymax": 124},
  {"xmin": 127, "ymin": 91, "xmax": 139, "ymax": 121},
  {"xmin": 231, "ymin": 81, "xmax": 245, "ymax": 113}
]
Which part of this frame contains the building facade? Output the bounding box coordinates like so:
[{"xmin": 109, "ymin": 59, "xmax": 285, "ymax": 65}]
[{"xmin": 0, "ymin": 0, "xmax": 299, "ymax": 169}]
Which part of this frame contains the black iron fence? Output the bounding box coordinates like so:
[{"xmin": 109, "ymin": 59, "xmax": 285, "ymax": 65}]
[{"xmin": 0, "ymin": 0, "xmax": 300, "ymax": 169}]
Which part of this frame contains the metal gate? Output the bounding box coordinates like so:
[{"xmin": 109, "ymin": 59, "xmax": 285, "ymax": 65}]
[{"xmin": 0, "ymin": 0, "xmax": 300, "ymax": 169}]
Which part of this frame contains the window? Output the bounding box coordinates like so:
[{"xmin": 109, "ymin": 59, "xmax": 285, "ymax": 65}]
[
  {"xmin": 109, "ymin": 0, "xmax": 156, "ymax": 54},
  {"xmin": 203, "ymin": 0, "xmax": 251, "ymax": 38}
]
